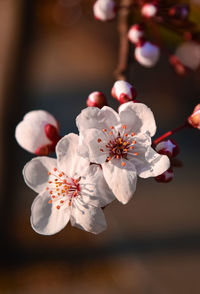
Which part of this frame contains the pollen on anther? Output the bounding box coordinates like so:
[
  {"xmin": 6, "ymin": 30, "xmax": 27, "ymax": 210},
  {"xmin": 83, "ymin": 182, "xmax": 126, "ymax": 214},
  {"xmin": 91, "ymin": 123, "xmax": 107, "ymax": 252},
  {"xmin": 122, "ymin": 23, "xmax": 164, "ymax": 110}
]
[
  {"xmin": 48, "ymin": 172, "xmax": 51, "ymax": 175},
  {"xmin": 103, "ymin": 128, "xmax": 107, "ymax": 132},
  {"xmin": 122, "ymin": 162, "xmax": 126, "ymax": 167},
  {"xmin": 134, "ymin": 152, "xmax": 139, "ymax": 156},
  {"xmin": 54, "ymin": 168, "xmax": 57, "ymax": 171},
  {"xmin": 110, "ymin": 131, "xmax": 113, "ymax": 136},
  {"xmin": 110, "ymin": 126, "xmax": 114, "ymax": 129},
  {"xmin": 56, "ymin": 205, "xmax": 60, "ymax": 210},
  {"xmin": 46, "ymin": 187, "xmax": 49, "ymax": 190},
  {"xmin": 59, "ymin": 174, "xmax": 62, "ymax": 177},
  {"xmin": 124, "ymin": 133, "xmax": 128, "ymax": 137},
  {"xmin": 100, "ymin": 148, "xmax": 104, "ymax": 152},
  {"xmin": 55, "ymin": 179, "xmax": 58, "ymax": 182},
  {"xmin": 131, "ymin": 132, "xmax": 135, "ymax": 136},
  {"xmin": 132, "ymin": 140, "xmax": 136, "ymax": 144},
  {"xmin": 130, "ymin": 146, "xmax": 134, "ymax": 149},
  {"xmin": 97, "ymin": 138, "xmax": 101, "ymax": 143},
  {"xmin": 48, "ymin": 200, "xmax": 52, "ymax": 204},
  {"xmin": 122, "ymin": 125, "xmax": 126, "ymax": 129},
  {"xmin": 60, "ymin": 200, "xmax": 64, "ymax": 204}
]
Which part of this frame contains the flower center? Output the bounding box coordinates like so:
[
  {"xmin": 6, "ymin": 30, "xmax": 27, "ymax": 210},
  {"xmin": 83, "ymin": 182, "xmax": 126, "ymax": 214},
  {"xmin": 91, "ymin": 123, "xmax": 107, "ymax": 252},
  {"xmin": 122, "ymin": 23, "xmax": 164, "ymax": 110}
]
[
  {"xmin": 98, "ymin": 125, "xmax": 138, "ymax": 167},
  {"xmin": 46, "ymin": 168, "xmax": 81, "ymax": 209}
]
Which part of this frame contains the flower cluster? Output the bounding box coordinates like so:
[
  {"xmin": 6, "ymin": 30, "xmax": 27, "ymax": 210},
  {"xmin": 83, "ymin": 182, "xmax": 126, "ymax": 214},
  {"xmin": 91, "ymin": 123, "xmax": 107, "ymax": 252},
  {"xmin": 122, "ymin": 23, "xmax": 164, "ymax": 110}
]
[
  {"xmin": 93, "ymin": 0, "xmax": 200, "ymax": 72},
  {"xmin": 15, "ymin": 81, "xmax": 172, "ymax": 235}
]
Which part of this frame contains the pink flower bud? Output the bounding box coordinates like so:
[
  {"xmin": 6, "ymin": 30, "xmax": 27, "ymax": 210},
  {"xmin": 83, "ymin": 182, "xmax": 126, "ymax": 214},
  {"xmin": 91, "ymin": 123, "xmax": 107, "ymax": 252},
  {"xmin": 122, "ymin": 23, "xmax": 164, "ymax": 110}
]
[
  {"xmin": 15, "ymin": 110, "xmax": 60, "ymax": 155},
  {"xmin": 155, "ymin": 167, "xmax": 174, "ymax": 183},
  {"xmin": 135, "ymin": 41, "xmax": 160, "ymax": 67},
  {"xmin": 168, "ymin": 4, "xmax": 189, "ymax": 20},
  {"xmin": 86, "ymin": 91, "xmax": 107, "ymax": 108},
  {"xmin": 111, "ymin": 80, "xmax": 137, "ymax": 104},
  {"xmin": 128, "ymin": 24, "xmax": 144, "ymax": 44},
  {"xmin": 141, "ymin": 3, "xmax": 158, "ymax": 18},
  {"xmin": 93, "ymin": 0, "xmax": 116, "ymax": 22},
  {"xmin": 155, "ymin": 139, "xmax": 180, "ymax": 158},
  {"xmin": 169, "ymin": 55, "xmax": 188, "ymax": 75},
  {"xmin": 188, "ymin": 104, "xmax": 200, "ymax": 129}
]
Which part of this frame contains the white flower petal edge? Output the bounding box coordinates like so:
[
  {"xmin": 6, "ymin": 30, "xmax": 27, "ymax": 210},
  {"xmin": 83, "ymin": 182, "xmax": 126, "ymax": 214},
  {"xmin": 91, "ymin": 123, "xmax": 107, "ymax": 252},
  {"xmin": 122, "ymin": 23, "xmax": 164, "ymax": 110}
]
[
  {"xmin": 137, "ymin": 147, "xmax": 170, "ymax": 178},
  {"xmin": 56, "ymin": 133, "xmax": 90, "ymax": 178},
  {"xmin": 31, "ymin": 190, "xmax": 70, "ymax": 235},
  {"xmin": 70, "ymin": 199, "xmax": 107, "ymax": 234},
  {"xmin": 102, "ymin": 159, "xmax": 137, "ymax": 204},
  {"xmin": 23, "ymin": 156, "xmax": 57, "ymax": 193},
  {"xmin": 119, "ymin": 102, "xmax": 156, "ymax": 136}
]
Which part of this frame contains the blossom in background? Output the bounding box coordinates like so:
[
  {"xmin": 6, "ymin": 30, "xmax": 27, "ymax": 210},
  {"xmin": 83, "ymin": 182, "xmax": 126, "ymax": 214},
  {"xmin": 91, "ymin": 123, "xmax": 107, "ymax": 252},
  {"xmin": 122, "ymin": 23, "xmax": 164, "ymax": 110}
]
[
  {"xmin": 135, "ymin": 41, "xmax": 160, "ymax": 67},
  {"xmin": 76, "ymin": 101, "xmax": 170, "ymax": 204},
  {"xmin": 93, "ymin": 0, "xmax": 116, "ymax": 22},
  {"xmin": 87, "ymin": 91, "xmax": 107, "ymax": 108},
  {"xmin": 15, "ymin": 110, "xmax": 60, "ymax": 155},
  {"xmin": 188, "ymin": 104, "xmax": 200, "ymax": 129},
  {"xmin": 111, "ymin": 80, "xmax": 137, "ymax": 104},
  {"xmin": 23, "ymin": 133, "xmax": 114, "ymax": 235},
  {"xmin": 128, "ymin": 24, "xmax": 144, "ymax": 44},
  {"xmin": 155, "ymin": 139, "xmax": 180, "ymax": 158},
  {"xmin": 141, "ymin": 3, "xmax": 158, "ymax": 18}
]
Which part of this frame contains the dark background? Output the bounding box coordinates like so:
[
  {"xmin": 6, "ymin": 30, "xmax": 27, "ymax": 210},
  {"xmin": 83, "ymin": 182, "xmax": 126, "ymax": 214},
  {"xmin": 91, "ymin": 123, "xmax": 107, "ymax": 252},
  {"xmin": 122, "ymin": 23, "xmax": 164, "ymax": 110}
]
[{"xmin": 0, "ymin": 0, "xmax": 200, "ymax": 293}]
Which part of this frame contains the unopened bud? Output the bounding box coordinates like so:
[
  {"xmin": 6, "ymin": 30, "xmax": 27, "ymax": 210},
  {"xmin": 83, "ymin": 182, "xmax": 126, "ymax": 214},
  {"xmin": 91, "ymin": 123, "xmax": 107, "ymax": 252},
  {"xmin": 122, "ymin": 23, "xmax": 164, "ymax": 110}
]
[
  {"xmin": 155, "ymin": 167, "xmax": 174, "ymax": 183},
  {"xmin": 141, "ymin": 3, "xmax": 158, "ymax": 18},
  {"xmin": 188, "ymin": 104, "xmax": 200, "ymax": 130},
  {"xmin": 93, "ymin": 0, "xmax": 116, "ymax": 22},
  {"xmin": 15, "ymin": 110, "xmax": 60, "ymax": 155},
  {"xmin": 111, "ymin": 80, "xmax": 137, "ymax": 104},
  {"xmin": 155, "ymin": 139, "xmax": 180, "ymax": 158},
  {"xmin": 135, "ymin": 41, "xmax": 160, "ymax": 67},
  {"xmin": 87, "ymin": 91, "xmax": 107, "ymax": 108},
  {"xmin": 168, "ymin": 4, "xmax": 189, "ymax": 20},
  {"xmin": 128, "ymin": 24, "xmax": 144, "ymax": 44}
]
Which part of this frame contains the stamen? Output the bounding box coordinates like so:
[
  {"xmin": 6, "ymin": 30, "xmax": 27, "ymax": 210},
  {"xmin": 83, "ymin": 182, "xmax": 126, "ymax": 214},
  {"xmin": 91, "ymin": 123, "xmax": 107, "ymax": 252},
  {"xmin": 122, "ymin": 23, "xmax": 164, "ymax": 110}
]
[
  {"xmin": 110, "ymin": 131, "xmax": 113, "ymax": 136},
  {"xmin": 54, "ymin": 168, "xmax": 57, "ymax": 171},
  {"xmin": 103, "ymin": 129, "xmax": 107, "ymax": 132},
  {"xmin": 56, "ymin": 205, "xmax": 60, "ymax": 210},
  {"xmin": 131, "ymin": 132, "xmax": 135, "ymax": 136},
  {"xmin": 134, "ymin": 152, "xmax": 138, "ymax": 156},
  {"xmin": 122, "ymin": 125, "xmax": 126, "ymax": 129},
  {"xmin": 97, "ymin": 138, "xmax": 102, "ymax": 143},
  {"xmin": 110, "ymin": 126, "xmax": 114, "ymax": 129},
  {"xmin": 48, "ymin": 200, "xmax": 52, "ymax": 204},
  {"xmin": 122, "ymin": 162, "xmax": 126, "ymax": 167}
]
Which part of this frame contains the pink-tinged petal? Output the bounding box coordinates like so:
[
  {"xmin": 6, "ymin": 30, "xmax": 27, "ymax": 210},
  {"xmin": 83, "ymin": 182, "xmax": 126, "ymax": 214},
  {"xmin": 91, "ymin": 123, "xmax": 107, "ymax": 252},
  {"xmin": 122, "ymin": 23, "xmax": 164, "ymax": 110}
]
[
  {"xmin": 102, "ymin": 159, "xmax": 137, "ymax": 204},
  {"xmin": 138, "ymin": 147, "xmax": 170, "ymax": 178},
  {"xmin": 15, "ymin": 110, "xmax": 58, "ymax": 153},
  {"xmin": 93, "ymin": 0, "xmax": 116, "ymax": 22},
  {"xmin": 70, "ymin": 200, "xmax": 107, "ymax": 234},
  {"xmin": 80, "ymin": 164, "xmax": 115, "ymax": 207},
  {"xmin": 119, "ymin": 102, "xmax": 156, "ymax": 136},
  {"xmin": 31, "ymin": 190, "xmax": 70, "ymax": 235},
  {"xmin": 135, "ymin": 42, "xmax": 160, "ymax": 68},
  {"xmin": 23, "ymin": 157, "xmax": 57, "ymax": 193},
  {"xmin": 79, "ymin": 128, "xmax": 108, "ymax": 164},
  {"xmin": 76, "ymin": 106, "xmax": 119, "ymax": 133},
  {"xmin": 56, "ymin": 133, "xmax": 90, "ymax": 178}
]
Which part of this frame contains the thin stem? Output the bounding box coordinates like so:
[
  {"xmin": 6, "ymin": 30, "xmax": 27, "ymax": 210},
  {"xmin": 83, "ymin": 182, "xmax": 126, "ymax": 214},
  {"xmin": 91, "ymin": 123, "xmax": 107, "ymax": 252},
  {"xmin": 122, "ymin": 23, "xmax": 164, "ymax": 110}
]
[
  {"xmin": 114, "ymin": 0, "xmax": 133, "ymax": 81},
  {"xmin": 153, "ymin": 121, "xmax": 190, "ymax": 145}
]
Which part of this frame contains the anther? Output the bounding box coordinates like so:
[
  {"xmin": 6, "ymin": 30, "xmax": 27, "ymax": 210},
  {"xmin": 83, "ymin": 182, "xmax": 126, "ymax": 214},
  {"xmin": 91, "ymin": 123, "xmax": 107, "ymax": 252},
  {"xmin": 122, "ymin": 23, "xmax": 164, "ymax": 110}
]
[
  {"xmin": 103, "ymin": 128, "xmax": 107, "ymax": 132},
  {"xmin": 54, "ymin": 168, "xmax": 57, "ymax": 171},
  {"xmin": 110, "ymin": 126, "xmax": 114, "ymax": 129},
  {"xmin": 46, "ymin": 187, "xmax": 49, "ymax": 190},
  {"xmin": 122, "ymin": 162, "xmax": 126, "ymax": 167},
  {"xmin": 48, "ymin": 200, "xmax": 52, "ymax": 204},
  {"xmin": 134, "ymin": 152, "xmax": 138, "ymax": 156},
  {"xmin": 110, "ymin": 131, "xmax": 113, "ymax": 136},
  {"xmin": 56, "ymin": 205, "xmax": 60, "ymax": 210},
  {"xmin": 48, "ymin": 172, "xmax": 51, "ymax": 175},
  {"xmin": 132, "ymin": 140, "xmax": 136, "ymax": 144},
  {"xmin": 124, "ymin": 133, "xmax": 128, "ymax": 137},
  {"xmin": 97, "ymin": 138, "xmax": 102, "ymax": 143},
  {"xmin": 100, "ymin": 148, "xmax": 104, "ymax": 152},
  {"xmin": 60, "ymin": 200, "xmax": 64, "ymax": 204},
  {"xmin": 122, "ymin": 125, "xmax": 126, "ymax": 129},
  {"xmin": 131, "ymin": 132, "xmax": 135, "ymax": 136}
]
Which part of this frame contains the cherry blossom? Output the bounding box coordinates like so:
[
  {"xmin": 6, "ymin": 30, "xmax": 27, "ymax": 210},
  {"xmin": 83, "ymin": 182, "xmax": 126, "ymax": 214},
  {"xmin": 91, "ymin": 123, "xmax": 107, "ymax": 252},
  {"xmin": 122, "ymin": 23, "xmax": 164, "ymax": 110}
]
[
  {"xmin": 87, "ymin": 91, "xmax": 107, "ymax": 108},
  {"xmin": 15, "ymin": 110, "xmax": 60, "ymax": 155},
  {"xmin": 76, "ymin": 102, "xmax": 170, "ymax": 204},
  {"xmin": 111, "ymin": 80, "xmax": 137, "ymax": 104},
  {"xmin": 141, "ymin": 3, "xmax": 158, "ymax": 18},
  {"xmin": 93, "ymin": 0, "xmax": 116, "ymax": 22},
  {"xmin": 135, "ymin": 41, "xmax": 160, "ymax": 67},
  {"xmin": 23, "ymin": 133, "xmax": 114, "ymax": 235},
  {"xmin": 128, "ymin": 24, "xmax": 144, "ymax": 44}
]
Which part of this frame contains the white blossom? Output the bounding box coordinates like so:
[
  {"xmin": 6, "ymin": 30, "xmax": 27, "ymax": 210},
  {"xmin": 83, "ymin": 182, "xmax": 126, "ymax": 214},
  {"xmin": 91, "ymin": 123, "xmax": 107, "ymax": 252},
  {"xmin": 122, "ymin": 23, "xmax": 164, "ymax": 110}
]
[
  {"xmin": 93, "ymin": 0, "xmax": 116, "ymax": 21},
  {"xmin": 135, "ymin": 42, "xmax": 160, "ymax": 67},
  {"xmin": 76, "ymin": 102, "xmax": 170, "ymax": 204},
  {"xmin": 23, "ymin": 133, "xmax": 114, "ymax": 235}
]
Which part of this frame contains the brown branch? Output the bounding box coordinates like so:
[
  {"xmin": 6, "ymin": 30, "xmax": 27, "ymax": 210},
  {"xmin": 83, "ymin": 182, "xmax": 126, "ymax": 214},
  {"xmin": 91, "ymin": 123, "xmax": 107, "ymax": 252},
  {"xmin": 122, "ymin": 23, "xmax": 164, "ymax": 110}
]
[{"xmin": 114, "ymin": 0, "xmax": 133, "ymax": 81}]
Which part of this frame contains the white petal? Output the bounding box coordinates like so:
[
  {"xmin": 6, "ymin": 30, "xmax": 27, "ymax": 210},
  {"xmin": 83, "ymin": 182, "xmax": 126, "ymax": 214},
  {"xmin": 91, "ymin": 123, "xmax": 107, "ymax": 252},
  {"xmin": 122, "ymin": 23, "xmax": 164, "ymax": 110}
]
[
  {"xmin": 119, "ymin": 102, "xmax": 156, "ymax": 136},
  {"xmin": 23, "ymin": 157, "xmax": 57, "ymax": 193},
  {"xmin": 138, "ymin": 147, "xmax": 170, "ymax": 178},
  {"xmin": 56, "ymin": 133, "xmax": 90, "ymax": 178},
  {"xmin": 80, "ymin": 164, "xmax": 115, "ymax": 207},
  {"xmin": 79, "ymin": 128, "xmax": 108, "ymax": 164},
  {"xmin": 76, "ymin": 106, "xmax": 119, "ymax": 133},
  {"xmin": 70, "ymin": 200, "xmax": 107, "ymax": 234},
  {"xmin": 15, "ymin": 110, "xmax": 58, "ymax": 153},
  {"xmin": 102, "ymin": 159, "xmax": 137, "ymax": 204},
  {"xmin": 31, "ymin": 191, "xmax": 70, "ymax": 235}
]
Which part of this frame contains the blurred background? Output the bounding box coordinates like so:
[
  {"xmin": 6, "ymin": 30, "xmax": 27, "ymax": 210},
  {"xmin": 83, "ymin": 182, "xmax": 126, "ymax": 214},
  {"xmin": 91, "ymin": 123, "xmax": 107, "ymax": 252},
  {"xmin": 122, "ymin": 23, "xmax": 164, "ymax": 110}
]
[{"xmin": 0, "ymin": 0, "xmax": 200, "ymax": 293}]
